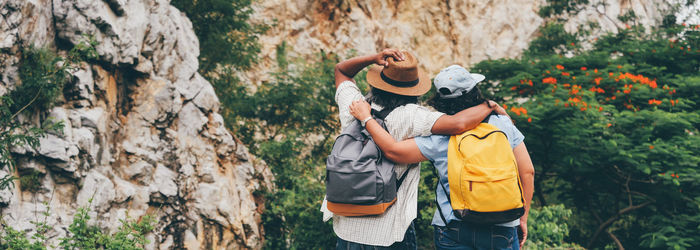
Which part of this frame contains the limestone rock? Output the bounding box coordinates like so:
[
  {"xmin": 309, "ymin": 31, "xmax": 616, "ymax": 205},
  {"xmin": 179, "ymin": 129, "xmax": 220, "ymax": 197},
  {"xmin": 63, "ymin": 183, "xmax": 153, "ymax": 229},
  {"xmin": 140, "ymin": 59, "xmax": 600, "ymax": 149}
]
[
  {"xmin": 38, "ymin": 134, "xmax": 72, "ymax": 162},
  {"xmin": 152, "ymin": 164, "xmax": 178, "ymax": 197},
  {"xmin": 247, "ymin": 0, "xmax": 669, "ymax": 84},
  {"xmin": 76, "ymin": 171, "xmax": 115, "ymax": 213},
  {"xmin": 1, "ymin": 0, "xmax": 272, "ymax": 249}
]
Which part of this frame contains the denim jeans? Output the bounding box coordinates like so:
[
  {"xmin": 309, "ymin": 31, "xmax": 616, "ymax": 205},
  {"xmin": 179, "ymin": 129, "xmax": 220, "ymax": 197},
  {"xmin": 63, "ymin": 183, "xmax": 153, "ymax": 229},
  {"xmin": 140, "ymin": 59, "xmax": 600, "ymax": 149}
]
[
  {"xmin": 336, "ymin": 221, "xmax": 417, "ymax": 250},
  {"xmin": 433, "ymin": 224, "xmax": 519, "ymax": 250}
]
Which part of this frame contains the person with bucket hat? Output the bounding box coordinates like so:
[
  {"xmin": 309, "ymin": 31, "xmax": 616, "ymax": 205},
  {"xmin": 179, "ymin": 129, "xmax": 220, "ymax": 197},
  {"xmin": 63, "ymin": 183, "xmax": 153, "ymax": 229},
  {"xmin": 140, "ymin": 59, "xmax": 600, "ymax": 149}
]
[
  {"xmin": 347, "ymin": 65, "xmax": 535, "ymax": 250},
  {"xmin": 323, "ymin": 50, "xmax": 508, "ymax": 249}
]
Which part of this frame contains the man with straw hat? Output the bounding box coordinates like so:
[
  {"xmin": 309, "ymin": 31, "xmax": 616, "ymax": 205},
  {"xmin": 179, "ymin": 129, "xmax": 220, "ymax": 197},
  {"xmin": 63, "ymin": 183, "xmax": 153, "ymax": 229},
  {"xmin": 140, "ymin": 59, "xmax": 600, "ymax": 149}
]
[{"xmin": 322, "ymin": 49, "xmax": 507, "ymax": 249}]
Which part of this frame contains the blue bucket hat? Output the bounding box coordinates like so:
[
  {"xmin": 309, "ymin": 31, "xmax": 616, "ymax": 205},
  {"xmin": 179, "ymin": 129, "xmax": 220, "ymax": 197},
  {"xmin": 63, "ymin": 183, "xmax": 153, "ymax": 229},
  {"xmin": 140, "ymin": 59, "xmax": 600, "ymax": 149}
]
[{"xmin": 433, "ymin": 65, "xmax": 486, "ymax": 98}]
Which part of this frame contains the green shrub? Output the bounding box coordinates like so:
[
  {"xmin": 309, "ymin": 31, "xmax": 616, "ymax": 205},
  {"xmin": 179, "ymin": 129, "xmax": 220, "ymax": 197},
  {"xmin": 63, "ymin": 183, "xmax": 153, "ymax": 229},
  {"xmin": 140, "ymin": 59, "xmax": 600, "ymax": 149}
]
[
  {"xmin": 18, "ymin": 169, "xmax": 43, "ymax": 192},
  {"xmin": 473, "ymin": 17, "xmax": 700, "ymax": 249},
  {"xmin": 0, "ymin": 37, "xmax": 96, "ymax": 191},
  {"xmin": 58, "ymin": 204, "xmax": 155, "ymax": 250},
  {"xmin": 219, "ymin": 47, "xmax": 339, "ymax": 249},
  {"xmin": 525, "ymin": 205, "xmax": 583, "ymax": 249},
  {"xmin": 0, "ymin": 201, "xmax": 155, "ymax": 249},
  {"xmin": 171, "ymin": 0, "xmax": 267, "ymax": 75}
]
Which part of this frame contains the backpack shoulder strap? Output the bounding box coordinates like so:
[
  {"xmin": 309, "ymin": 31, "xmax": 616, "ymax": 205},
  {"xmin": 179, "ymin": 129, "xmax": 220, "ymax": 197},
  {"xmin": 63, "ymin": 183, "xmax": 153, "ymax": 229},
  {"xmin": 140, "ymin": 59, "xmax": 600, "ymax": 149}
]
[
  {"xmin": 371, "ymin": 105, "xmax": 399, "ymax": 120},
  {"xmin": 396, "ymin": 169, "xmax": 410, "ymax": 188},
  {"xmin": 431, "ymin": 166, "xmax": 450, "ymax": 226}
]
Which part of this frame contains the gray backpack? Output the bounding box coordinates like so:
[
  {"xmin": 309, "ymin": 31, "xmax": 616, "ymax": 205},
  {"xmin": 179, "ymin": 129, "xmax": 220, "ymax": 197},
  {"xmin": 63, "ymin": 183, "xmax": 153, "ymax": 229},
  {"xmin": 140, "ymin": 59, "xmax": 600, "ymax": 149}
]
[{"xmin": 325, "ymin": 107, "xmax": 410, "ymax": 216}]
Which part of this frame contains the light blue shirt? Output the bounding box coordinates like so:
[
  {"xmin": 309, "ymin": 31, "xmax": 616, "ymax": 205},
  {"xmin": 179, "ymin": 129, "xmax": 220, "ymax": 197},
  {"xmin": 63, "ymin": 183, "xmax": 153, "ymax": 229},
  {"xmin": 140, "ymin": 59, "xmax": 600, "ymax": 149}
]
[{"xmin": 415, "ymin": 115, "xmax": 525, "ymax": 227}]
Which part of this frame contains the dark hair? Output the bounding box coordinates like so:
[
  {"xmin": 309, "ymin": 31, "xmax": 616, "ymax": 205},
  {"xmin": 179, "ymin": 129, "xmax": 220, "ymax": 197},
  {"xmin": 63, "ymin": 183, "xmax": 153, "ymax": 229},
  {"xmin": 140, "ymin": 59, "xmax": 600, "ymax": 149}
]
[
  {"xmin": 428, "ymin": 86, "xmax": 490, "ymax": 115},
  {"xmin": 365, "ymin": 87, "xmax": 418, "ymax": 110}
]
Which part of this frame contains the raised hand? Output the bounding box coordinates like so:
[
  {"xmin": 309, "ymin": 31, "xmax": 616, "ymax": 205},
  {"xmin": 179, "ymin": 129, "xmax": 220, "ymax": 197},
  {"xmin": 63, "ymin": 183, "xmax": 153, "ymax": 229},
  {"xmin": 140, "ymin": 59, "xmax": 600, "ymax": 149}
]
[{"xmin": 375, "ymin": 49, "xmax": 405, "ymax": 66}]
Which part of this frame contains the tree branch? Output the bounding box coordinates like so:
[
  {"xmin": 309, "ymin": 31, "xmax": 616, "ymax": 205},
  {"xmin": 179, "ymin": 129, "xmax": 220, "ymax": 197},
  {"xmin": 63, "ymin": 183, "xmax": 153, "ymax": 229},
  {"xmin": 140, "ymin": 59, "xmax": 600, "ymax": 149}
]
[
  {"xmin": 587, "ymin": 200, "xmax": 653, "ymax": 248},
  {"xmin": 10, "ymin": 86, "xmax": 44, "ymax": 120},
  {"xmin": 607, "ymin": 230, "xmax": 625, "ymax": 250}
]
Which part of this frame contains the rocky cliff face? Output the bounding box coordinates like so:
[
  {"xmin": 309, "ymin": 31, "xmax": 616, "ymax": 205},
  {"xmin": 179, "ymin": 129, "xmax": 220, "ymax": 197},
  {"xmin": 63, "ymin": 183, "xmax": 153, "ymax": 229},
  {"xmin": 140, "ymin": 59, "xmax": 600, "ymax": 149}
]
[
  {"xmin": 0, "ymin": 0, "xmax": 272, "ymax": 249},
  {"xmin": 248, "ymin": 0, "xmax": 668, "ymax": 84}
]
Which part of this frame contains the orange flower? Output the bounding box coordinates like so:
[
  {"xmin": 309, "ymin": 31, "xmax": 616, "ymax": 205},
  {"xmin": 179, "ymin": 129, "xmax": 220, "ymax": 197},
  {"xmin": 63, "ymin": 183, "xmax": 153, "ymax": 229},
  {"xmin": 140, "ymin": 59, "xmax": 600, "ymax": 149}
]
[
  {"xmin": 570, "ymin": 85, "xmax": 581, "ymax": 95},
  {"xmin": 625, "ymin": 24, "xmax": 631, "ymax": 29},
  {"xmin": 607, "ymin": 123, "xmax": 612, "ymax": 127},
  {"xmin": 594, "ymin": 68, "xmax": 598, "ymax": 73},
  {"xmin": 611, "ymin": 96, "xmax": 616, "ymax": 100},
  {"xmin": 598, "ymin": 107, "xmax": 603, "ymax": 111},
  {"xmin": 546, "ymin": 70, "xmax": 551, "ymax": 74},
  {"xmin": 562, "ymin": 72, "xmax": 570, "ymax": 76},
  {"xmin": 570, "ymin": 42, "xmax": 575, "ymax": 46},
  {"xmin": 542, "ymin": 77, "xmax": 557, "ymax": 84},
  {"xmin": 572, "ymin": 76, "xmax": 576, "ymax": 80},
  {"xmin": 617, "ymin": 65, "xmax": 623, "ymax": 69},
  {"xmin": 556, "ymin": 64, "xmax": 565, "ymax": 70},
  {"xmin": 503, "ymin": 104, "xmax": 508, "ymax": 109},
  {"xmin": 609, "ymin": 72, "xmax": 614, "ymax": 77},
  {"xmin": 589, "ymin": 87, "xmax": 605, "ymax": 93},
  {"xmin": 580, "ymin": 67, "xmax": 587, "ymax": 71},
  {"xmin": 580, "ymin": 107, "xmax": 587, "ymax": 111},
  {"xmin": 648, "ymin": 99, "xmax": 662, "ymax": 105},
  {"xmin": 649, "ymin": 145, "xmax": 654, "ymax": 149},
  {"xmin": 594, "ymin": 77, "xmax": 602, "ymax": 85},
  {"xmin": 649, "ymin": 80, "xmax": 657, "ymax": 89},
  {"xmin": 510, "ymin": 107, "xmax": 521, "ymax": 116},
  {"xmin": 511, "ymin": 86, "xmax": 518, "ymax": 90},
  {"xmin": 527, "ymin": 117, "xmax": 532, "ymax": 123}
]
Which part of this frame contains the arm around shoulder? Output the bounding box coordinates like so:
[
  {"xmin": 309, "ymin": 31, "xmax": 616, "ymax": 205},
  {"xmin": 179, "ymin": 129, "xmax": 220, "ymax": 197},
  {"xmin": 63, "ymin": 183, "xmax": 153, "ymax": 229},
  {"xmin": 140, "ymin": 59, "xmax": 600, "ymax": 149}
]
[{"xmin": 431, "ymin": 102, "xmax": 492, "ymax": 135}]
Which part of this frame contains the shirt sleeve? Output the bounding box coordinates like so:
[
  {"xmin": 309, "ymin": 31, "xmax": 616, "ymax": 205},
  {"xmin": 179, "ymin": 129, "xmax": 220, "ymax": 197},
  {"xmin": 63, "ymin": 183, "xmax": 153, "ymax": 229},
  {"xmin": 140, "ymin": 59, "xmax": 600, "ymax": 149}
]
[
  {"xmin": 414, "ymin": 136, "xmax": 440, "ymax": 162},
  {"xmin": 334, "ymin": 81, "xmax": 365, "ymax": 128},
  {"xmin": 394, "ymin": 104, "xmax": 444, "ymax": 137},
  {"xmin": 494, "ymin": 115, "xmax": 525, "ymax": 148}
]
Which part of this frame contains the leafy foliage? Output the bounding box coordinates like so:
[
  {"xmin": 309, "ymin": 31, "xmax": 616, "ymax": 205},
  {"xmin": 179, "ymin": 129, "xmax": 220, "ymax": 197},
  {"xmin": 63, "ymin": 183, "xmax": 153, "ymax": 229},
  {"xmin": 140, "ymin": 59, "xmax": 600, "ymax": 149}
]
[
  {"xmin": 215, "ymin": 46, "xmax": 339, "ymax": 249},
  {"xmin": 538, "ymin": 0, "xmax": 589, "ymax": 18},
  {"xmin": 527, "ymin": 22, "xmax": 578, "ymax": 56},
  {"xmin": 0, "ymin": 201, "xmax": 155, "ymax": 249},
  {"xmin": 0, "ymin": 37, "xmax": 97, "ymax": 190},
  {"xmin": 59, "ymin": 204, "xmax": 155, "ymax": 250},
  {"xmin": 525, "ymin": 205, "xmax": 583, "ymax": 249},
  {"xmin": 171, "ymin": 0, "xmax": 266, "ymax": 75},
  {"xmin": 473, "ymin": 20, "xmax": 700, "ymax": 249},
  {"xmin": 18, "ymin": 169, "xmax": 43, "ymax": 192}
]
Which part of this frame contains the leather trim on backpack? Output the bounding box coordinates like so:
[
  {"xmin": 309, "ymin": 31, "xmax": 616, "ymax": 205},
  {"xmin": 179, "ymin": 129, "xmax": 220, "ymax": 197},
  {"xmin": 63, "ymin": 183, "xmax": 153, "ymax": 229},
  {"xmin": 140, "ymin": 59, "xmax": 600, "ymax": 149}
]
[{"xmin": 327, "ymin": 198, "xmax": 397, "ymax": 217}]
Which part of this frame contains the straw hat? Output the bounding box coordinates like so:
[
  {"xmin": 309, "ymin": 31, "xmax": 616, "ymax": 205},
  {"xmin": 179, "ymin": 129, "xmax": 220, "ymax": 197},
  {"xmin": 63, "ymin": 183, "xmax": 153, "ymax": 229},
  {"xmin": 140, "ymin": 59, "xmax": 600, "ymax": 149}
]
[{"xmin": 366, "ymin": 51, "xmax": 431, "ymax": 96}]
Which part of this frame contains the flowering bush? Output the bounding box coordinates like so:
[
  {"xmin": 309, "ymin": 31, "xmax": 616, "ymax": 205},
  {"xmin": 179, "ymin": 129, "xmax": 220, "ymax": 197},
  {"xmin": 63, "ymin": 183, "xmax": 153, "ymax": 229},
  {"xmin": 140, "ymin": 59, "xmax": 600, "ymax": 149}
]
[{"xmin": 474, "ymin": 20, "xmax": 700, "ymax": 249}]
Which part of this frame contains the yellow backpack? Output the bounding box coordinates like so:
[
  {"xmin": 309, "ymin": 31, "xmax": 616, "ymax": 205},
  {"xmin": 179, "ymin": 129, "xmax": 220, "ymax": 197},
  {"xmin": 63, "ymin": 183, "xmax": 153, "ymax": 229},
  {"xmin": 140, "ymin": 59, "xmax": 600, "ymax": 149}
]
[{"xmin": 444, "ymin": 122, "xmax": 525, "ymax": 224}]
